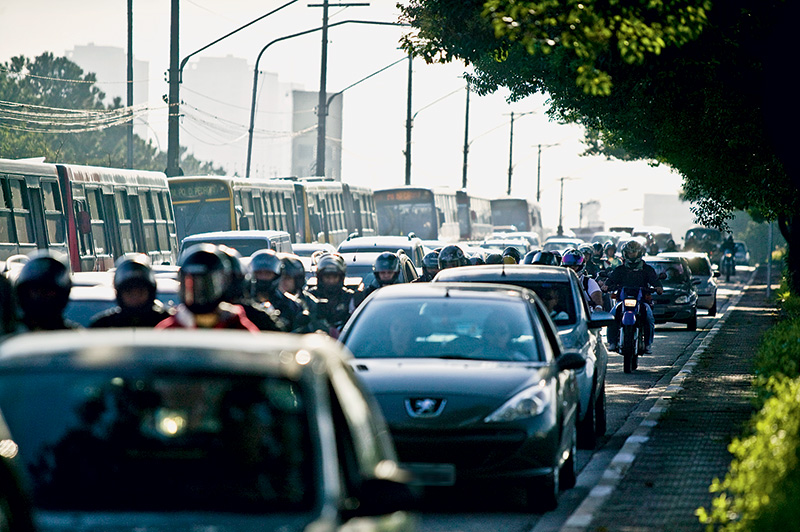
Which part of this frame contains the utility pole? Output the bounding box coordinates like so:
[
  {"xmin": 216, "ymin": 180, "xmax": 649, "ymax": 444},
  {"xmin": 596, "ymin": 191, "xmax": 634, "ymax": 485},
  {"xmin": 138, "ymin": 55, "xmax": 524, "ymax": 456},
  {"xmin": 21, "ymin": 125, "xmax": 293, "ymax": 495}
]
[
  {"xmin": 311, "ymin": 1, "xmax": 369, "ymax": 178},
  {"xmin": 462, "ymin": 83, "xmax": 470, "ymax": 189},
  {"xmin": 506, "ymin": 111, "xmax": 534, "ymax": 195},
  {"xmin": 558, "ymin": 176, "xmax": 565, "ymax": 236},
  {"xmin": 165, "ymin": 0, "xmax": 182, "ymax": 177},
  {"xmin": 536, "ymin": 143, "xmax": 559, "ymax": 202},
  {"xmin": 126, "ymin": 0, "xmax": 134, "ymax": 169},
  {"xmin": 405, "ymin": 52, "xmax": 412, "ymax": 185}
]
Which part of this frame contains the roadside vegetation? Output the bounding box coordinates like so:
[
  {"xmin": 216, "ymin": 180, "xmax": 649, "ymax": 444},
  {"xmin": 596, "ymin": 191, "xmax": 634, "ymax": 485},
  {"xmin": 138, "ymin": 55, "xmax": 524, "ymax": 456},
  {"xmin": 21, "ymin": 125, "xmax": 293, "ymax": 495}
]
[{"xmin": 697, "ymin": 261, "xmax": 800, "ymax": 531}]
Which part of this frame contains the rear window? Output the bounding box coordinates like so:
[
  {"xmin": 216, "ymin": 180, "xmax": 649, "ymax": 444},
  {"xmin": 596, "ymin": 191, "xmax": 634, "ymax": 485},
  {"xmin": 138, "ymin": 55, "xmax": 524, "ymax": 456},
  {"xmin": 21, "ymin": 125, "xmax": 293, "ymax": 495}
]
[
  {"xmin": 181, "ymin": 238, "xmax": 271, "ymax": 257},
  {"xmin": 0, "ymin": 371, "xmax": 314, "ymax": 513},
  {"xmin": 345, "ymin": 297, "xmax": 542, "ymax": 362},
  {"xmin": 647, "ymin": 261, "xmax": 691, "ymax": 283},
  {"xmin": 686, "ymin": 257, "xmax": 710, "ymax": 276}
]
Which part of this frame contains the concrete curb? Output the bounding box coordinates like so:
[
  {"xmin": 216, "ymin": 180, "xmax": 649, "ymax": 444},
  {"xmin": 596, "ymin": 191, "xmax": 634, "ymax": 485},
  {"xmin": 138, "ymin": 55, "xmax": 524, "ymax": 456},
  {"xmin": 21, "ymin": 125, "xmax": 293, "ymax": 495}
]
[{"xmin": 559, "ymin": 269, "xmax": 758, "ymax": 531}]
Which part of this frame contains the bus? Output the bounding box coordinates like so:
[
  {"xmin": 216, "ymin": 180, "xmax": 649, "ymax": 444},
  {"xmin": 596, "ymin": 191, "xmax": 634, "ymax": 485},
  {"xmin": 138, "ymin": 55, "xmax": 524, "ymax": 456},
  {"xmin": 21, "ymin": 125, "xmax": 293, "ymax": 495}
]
[
  {"xmin": 490, "ymin": 197, "xmax": 544, "ymax": 242},
  {"xmin": 168, "ymin": 176, "xmax": 378, "ymax": 248},
  {"xmin": 373, "ymin": 187, "xmax": 460, "ymax": 242},
  {"xmin": 456, "ymin": 190, "xmax": 493, "ymax": 241},
  {"xmin": 0, "ymin": 158, "xmax": 178, "ymax": 272}
]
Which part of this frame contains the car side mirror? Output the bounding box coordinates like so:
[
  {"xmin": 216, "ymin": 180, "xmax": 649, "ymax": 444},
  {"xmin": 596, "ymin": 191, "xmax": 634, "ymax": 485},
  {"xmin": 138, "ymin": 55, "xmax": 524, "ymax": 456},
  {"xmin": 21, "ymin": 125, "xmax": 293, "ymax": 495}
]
[
  {"xmin": 348, "ymin": 477, "xmax": 419, "ymax": 517},
  {"xmin": 658, "ymin": 272, "xmax": 667, "ymax": 280},
  {"xmin": 713, "ymin": 271, "xmax": 721, "ymax": 278},
  {"xmin": 588, "ymin": 311, "xmax": 615, "ymax": 329},
  {"xmin": 557, "ymin": 350, "xmax": 586, "ymax": 371}
]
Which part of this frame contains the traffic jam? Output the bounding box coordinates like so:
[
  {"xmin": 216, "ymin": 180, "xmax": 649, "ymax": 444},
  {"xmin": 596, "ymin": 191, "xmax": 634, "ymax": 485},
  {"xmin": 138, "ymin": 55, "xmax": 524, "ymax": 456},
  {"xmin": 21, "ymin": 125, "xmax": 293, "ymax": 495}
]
[{"xmin": 0, "ymin": 210, "xmax": 750, "ymax": 530}]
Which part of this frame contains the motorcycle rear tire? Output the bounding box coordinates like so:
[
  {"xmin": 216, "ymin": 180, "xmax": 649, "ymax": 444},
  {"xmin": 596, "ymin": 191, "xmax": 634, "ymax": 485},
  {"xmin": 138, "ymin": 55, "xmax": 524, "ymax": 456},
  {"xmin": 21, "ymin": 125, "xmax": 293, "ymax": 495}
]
[{"xmin": 622, "ymin": 325, "xmax": 635, "ymax": 374}]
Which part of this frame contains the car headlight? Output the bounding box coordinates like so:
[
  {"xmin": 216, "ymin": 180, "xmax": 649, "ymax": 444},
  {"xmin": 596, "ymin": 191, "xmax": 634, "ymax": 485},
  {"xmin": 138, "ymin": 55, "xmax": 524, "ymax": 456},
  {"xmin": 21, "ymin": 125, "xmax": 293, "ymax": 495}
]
[
  {"xmin": 674, "ymin": 294, "xmax": 691, "ymax": 304},
  {"xmin": 484, "ymin": 381, "xmax": 549, "ymax": 422}
]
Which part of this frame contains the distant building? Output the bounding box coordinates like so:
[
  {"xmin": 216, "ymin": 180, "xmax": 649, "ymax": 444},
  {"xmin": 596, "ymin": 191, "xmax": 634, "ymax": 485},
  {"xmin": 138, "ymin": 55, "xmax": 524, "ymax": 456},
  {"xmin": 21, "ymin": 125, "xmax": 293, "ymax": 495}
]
[
  {"xmin": 291, "ymin": 90, "xmax": 343, "ymax": 181},
  {"xmin": 643, "ymin": 193, "xmax": 695, "ymax": 245},
  {"xmin": 66, "ymin": 43, "xmax": 149, "ymax": 141}
]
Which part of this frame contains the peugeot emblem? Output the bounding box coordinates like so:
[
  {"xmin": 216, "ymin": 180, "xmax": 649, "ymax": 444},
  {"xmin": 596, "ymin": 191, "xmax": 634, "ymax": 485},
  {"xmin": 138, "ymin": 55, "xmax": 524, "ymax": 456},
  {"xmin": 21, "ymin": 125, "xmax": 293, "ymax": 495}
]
[{"xmin": 405, "ymin": 398, "xmax": 446, "ymax": 418}]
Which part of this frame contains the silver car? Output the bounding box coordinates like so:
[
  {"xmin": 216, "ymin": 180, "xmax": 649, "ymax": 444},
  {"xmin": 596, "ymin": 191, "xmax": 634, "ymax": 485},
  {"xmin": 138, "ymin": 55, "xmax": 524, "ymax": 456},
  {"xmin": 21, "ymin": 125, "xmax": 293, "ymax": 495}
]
[{"xmin": 433, "ymin": 265, "xmax": 614, "ymax": 449}]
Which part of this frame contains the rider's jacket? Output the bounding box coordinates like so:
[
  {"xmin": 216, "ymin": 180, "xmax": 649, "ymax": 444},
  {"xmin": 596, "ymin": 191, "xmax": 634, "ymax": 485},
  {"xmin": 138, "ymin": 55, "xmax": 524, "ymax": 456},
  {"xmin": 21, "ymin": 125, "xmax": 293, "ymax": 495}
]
[
  {"xmin": 306, "ymin": 284, "xmax": 356, "ymax": 335},
  {"xmin": 90, "ymin": 302, "xmax": 170, "ymax": 328},
  {"xmin": 605, "ymin": 263, "xmax": 662, "ymax": 295}
]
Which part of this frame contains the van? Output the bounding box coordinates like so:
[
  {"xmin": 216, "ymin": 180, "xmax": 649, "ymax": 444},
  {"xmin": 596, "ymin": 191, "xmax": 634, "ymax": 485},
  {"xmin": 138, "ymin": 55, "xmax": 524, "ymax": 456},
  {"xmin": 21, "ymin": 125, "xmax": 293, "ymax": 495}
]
[{"xmin": 179, "ymin": 230, "xmax": 293, "ymax": 258}]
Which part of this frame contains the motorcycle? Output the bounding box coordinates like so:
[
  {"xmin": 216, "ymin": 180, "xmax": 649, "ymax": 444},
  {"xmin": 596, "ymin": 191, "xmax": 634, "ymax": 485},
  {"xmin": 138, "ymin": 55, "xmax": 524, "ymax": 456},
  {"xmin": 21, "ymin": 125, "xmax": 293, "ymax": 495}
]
[
  {"xmin": 720, "ymin": 250, "xmax": 735, "ymax": 282},
  {"xmin": 617, "ymin": 286, "xmax": 648, "ymax": 374}
]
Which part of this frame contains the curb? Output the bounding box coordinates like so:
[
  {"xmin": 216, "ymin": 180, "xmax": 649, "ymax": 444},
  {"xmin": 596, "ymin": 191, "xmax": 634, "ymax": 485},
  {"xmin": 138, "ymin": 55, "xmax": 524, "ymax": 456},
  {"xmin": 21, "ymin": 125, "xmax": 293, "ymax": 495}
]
[{"xmin": 559, "ymin": 269, "xmax": 759, "ymax": 531}]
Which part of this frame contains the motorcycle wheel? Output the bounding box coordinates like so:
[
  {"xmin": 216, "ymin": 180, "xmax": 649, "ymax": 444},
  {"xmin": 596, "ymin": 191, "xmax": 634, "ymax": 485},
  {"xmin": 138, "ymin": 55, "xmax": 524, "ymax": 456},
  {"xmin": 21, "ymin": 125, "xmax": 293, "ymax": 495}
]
[{"xmin": 622, "ymin": 325, "xmax": 635, "ymax": 374}]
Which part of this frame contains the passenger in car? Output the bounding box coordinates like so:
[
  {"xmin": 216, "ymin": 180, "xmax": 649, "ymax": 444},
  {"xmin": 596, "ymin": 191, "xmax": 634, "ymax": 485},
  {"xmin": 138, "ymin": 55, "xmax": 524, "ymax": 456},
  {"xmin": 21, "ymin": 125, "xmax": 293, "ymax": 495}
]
[
  {"xmin": 476, "ymin": 314, "xmax": 530, "ymax": 361},
  {"xmin": 541, "ymin": 287, "xmax": 569, "ymax": 322}
]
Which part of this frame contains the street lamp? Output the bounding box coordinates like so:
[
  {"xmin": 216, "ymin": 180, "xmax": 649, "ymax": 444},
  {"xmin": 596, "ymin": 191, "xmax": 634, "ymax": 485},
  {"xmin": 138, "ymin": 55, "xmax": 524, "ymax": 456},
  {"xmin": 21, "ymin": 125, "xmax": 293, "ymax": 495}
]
[
  {"xmin": 506, "ymin": 111, "xmax": 535, "ymax": 195},
  {"xmin": 557, "ymin": 176, "xmax": 579, "ymax": 236},
  {"xmin": 245, "ymin": 19, "xmax": 406, "ymax": 178}
]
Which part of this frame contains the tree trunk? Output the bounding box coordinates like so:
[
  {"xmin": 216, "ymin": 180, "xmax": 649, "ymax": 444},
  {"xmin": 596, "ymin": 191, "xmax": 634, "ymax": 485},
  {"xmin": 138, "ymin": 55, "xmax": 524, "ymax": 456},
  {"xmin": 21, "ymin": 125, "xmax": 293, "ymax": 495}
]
[{"xmin": 778, "ymin": 214, "xmax": 800, "ymax": 294}]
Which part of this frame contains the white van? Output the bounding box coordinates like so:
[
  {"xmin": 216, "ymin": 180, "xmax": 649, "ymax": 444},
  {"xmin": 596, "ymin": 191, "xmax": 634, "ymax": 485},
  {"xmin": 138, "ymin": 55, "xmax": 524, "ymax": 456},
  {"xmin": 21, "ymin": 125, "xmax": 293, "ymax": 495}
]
[{"xmin": 179, "ymin": 230, "xmax": 293, "ymax": 258}]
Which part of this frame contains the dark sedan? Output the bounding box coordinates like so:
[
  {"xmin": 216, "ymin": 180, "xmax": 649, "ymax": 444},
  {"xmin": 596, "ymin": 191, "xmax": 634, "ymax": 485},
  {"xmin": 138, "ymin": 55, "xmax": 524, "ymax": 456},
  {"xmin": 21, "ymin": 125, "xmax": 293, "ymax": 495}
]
[
  {"xmin": 339, "ymin": 283, "xmax": 586, "ymax": 511},
  {"xmin": 0, "ymin": 330, "xmax": 415, "ymax": 532},
  {"xmin": 645, "ymin": 256, "xmax": 700, "ymax": 330}
]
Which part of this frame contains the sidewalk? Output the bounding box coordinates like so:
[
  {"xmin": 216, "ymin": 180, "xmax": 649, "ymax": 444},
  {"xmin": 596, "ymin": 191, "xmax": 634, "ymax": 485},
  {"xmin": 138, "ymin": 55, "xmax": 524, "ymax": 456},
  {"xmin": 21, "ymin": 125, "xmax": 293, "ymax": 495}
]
[{"xmin": 563, "ymin": 265, "xmax": 779, "ymax": 531}]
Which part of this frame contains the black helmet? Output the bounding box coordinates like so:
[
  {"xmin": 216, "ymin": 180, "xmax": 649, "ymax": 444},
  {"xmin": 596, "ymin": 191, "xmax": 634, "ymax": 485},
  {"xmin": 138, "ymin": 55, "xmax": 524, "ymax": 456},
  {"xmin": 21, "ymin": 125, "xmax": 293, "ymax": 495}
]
[
  {"xmin": 468, "ymin": 254, "xmax": 486, "ymax": 266},
  {"xmin": 315, "ymin": 253, "xmax": 346, "ymax": 294},
  {"xmin": 502, "ymin": 246, "xmax": 522, "ymax": 264},
  {"xmin": 552, "ymin": 250, "xmax": 562, "ymax": 265},
  {"xmin": 622, "ymin": 240, "xmax": 645, "ymax": 269},
  {"xmin": 178, "ymin": 244, "xmax": 231, "ymax": 314},
  {"xmin": 561, "ymin": 248, "xmax": 585, "ymax": 272},
  {"xmin": 422, "ymin": 251, "xmax": 440, "ymax": 279},
  {"xmin": 522, "ymin": 249, "xmax": 539, "ymax": 264},
  {"xmin": 113, "ymin": 254, "xmax": 156, "ymax": 307},
  {"xmin": 603, "ymin": 241, "xmax": 617, "ymax": 254},
  {"xmin": 438, "ymin": 245, "xmax": 467, "ymax": 270},
  {"xmin": 373, "ymin": 252, "xmax": 401, "ymax": 286},
  {"xmin": 218, "ymin": 246, "xmax": 248, "ymax": 304},
  {"xmin": 249, "ymin": 249, "xmax": 283, "ymax": 299},
  {"xmin": 592, "ymin": 242, "xmax": 604, "ymax": 255},
  {"xmin": 485, "ymin": 253, "xmax": 504, "ymax": 264},
  {"xmin": 14, "ymin": 251, "xmax": 72, "ymax": 318},
  {"xmin": 531, "ymin": 250, "xmax": 558, "ymax": 266},
  {"xmin": 280, "ymin": 253, "xmax": 307, "ymax": 294}
]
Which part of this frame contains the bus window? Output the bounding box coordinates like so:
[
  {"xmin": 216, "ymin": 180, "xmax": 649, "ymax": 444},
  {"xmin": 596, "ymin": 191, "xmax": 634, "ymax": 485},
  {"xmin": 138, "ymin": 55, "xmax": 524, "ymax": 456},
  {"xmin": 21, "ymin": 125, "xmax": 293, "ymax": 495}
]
[
  {"xmin": 138, "ymin": 191, "xmax": 159, "ymax": 252},
  {"xmin": 7, "ymin": 178, "xmax": 34, "ymax": 245},
  {"xmin": 41, "ymin": 180, "xmax": 65, "ymax": 245},
  {"xmin": 252, "ymin": 194, "xmax": 265, "ymax": 230},
  {"xmin": 86, "ymin": 188, "xmax": 108, "ymax": 255},
  {"xmin": 115, "ymin": 190, "xmax": 136, "ymax": 253},
  {"xmin": 0, "ymin": 178, "xmax": 15, "ymax": 244},
  {"xmin": 153, "ymin": 191, "xmax": 170, "ymax": 248}
]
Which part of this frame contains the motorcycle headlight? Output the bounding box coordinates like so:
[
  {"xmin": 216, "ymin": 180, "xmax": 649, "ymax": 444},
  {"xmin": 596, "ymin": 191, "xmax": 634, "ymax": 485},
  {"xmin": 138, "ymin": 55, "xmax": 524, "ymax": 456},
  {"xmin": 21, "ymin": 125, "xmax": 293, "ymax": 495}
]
[
  {"xmin": 485, "ymin": 381, "xmax": 549, "ymax": 422},
  {"xmin": 623, "ymin": 298, "xmax": 638, "ymax": 308}
]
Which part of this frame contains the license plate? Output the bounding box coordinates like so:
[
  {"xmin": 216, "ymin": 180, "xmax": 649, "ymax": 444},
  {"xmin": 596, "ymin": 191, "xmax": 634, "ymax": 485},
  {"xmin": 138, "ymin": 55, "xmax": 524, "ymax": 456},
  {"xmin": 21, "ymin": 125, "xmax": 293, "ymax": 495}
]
[{"xmin": 401, "ymin": 462, "xmax": 456, "ymax": 486}]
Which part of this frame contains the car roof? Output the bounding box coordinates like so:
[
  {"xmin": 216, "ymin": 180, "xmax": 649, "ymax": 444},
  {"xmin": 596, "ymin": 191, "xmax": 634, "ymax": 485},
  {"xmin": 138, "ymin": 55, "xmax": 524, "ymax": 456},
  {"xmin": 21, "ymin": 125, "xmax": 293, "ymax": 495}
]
[
  {"xmin": 338, "ymin": 236, "xmax": 421, "ymax": 247},
  {"xmin": 659, "ymin": 252, "xmax": 710, "ymax": 260},
  {"xmin": 0, "ymin": 329, "xmax": 345, "ymax": 372},
  {"xmin": 645, "ymin": 256, "xmax": 686, "ymax": 263},
  {"xmin": 434, "ymin": 264, "xmax": 572, "ymax": 283},
  {"xmin": 183, "ymin": 230, "xmax": 290, "ymax": 240},
  {"xmin": 363, "ymin": 281, "xmax": 533, "ymax": 302}
]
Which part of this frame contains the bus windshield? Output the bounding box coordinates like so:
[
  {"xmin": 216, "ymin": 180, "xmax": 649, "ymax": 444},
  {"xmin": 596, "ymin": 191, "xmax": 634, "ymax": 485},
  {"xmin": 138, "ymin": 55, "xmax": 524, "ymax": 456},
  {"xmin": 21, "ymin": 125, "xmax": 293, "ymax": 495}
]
[
  {"xmin": 491, "ymin": 200, "xmax": 529, "ymax": 231},
  {"xmin": 376, "ymin": 202, "xmax": 437, "ymax": 240},
  {"xmin": 174, "ymin": 201, "xmax": 232, "ymax": 242}
]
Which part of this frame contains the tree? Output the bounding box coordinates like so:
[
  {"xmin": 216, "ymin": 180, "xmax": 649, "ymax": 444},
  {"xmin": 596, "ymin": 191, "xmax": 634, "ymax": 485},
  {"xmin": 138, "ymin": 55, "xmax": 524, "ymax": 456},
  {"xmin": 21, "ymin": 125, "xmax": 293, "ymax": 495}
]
[
  {"xmin": 0, "ymin": 53, "xmax": 223, "ymax": 175},
  {"xmin": 399, "ymin": 0, "xmax": 800, "ymax": 289}
]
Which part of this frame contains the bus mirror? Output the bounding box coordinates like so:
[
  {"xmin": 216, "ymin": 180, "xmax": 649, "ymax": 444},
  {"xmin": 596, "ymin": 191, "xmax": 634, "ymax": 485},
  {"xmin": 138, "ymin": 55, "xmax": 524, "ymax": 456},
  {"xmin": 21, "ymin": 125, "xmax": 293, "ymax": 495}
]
[{"xmin": 77, "ymin": 211, "xmax": 92, "ymax": 234}]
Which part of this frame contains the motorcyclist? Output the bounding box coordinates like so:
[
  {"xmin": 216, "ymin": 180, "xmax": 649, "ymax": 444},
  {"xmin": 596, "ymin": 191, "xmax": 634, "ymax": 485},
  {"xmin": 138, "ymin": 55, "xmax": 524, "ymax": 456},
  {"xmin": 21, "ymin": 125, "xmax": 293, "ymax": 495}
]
[
  {"xmin": 438, "ymin": 245, "xmax": 468, "ymax": 270},
  {"xmin": 415, "ymin": 251, "xmax": 440, "ymax": 281},
  {"xmin": 604, "ymin": 241, "xmax": 622, "ymax": 270},
  {"xmin": 664, "ymin": 239, "xmax": 678, "ymax": 252},
  {"xmin": 245, "ymin": 249, "xmax": 291, "ymax": 332},
  {"xmin": 0, "ymin": 272, "xmax": 16, "ymax": 338},
  {"xmin": 360, "ymin": 252, "xmax": 401, "ymax": 300},
  {"xmin": 590, "ymin": 242, "xmax": 608, "ymax": 272},
  {"xmin": 156, "ymin": 244, "xmax": 259, "ymax": 331},
  {"xmin": 485, "ymin": 253, "xmax": 504, "ymax": 265},
  {"xmin": 89, "ymin": 254, "xmax": 170, "ymax": 328},
  {"xmin": 13, "ymin": 251, "xmax": 79, "ymax": 331},
  {"xmin": 306, "ymin": 253, "xmax": 356, "ymax": 337},
  {"xmin": 719, "ymin": 235, "xmax": 736, "ymax": 278},
  {"xmin": 561, "ymin": 248, "xmax": 604, "ymax": 311},
  {"xmin": 271, "ymin": 253, "xmax": 318, "ymax": 333},
  {"xmin": 604, "ymin": 240, "xmax": 663, "ymax": 354},
  {"xmin": 468, "ymin": 254, "xmax": 486, "ymax": 266},
  {"xmin": 502, "ymin": 246, "xmax": 522, "ymax": 264}
]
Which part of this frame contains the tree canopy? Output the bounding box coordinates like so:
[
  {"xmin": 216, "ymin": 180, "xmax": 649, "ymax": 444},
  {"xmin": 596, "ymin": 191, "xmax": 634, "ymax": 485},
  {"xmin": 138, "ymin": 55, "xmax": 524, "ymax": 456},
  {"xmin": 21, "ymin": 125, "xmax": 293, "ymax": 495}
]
[
  {"xmin": 399, "ymin": 0, "xmax": 798, "ymax": 229},
  {"xmin": 0, "ymin": 53, "xmax": 223, "ymax": 175}
]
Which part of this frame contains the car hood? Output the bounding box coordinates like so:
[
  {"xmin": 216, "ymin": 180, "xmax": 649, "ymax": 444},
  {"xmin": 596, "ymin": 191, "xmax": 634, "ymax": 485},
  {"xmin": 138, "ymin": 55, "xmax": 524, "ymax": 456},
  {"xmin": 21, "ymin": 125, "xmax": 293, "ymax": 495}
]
[
  {"xmin": 33, "ymin": 512, "xmax": 318, "ymax": 532},
  {"xmin": 348, "ymin": 358, "xmax": 552, "ymax": 427}
]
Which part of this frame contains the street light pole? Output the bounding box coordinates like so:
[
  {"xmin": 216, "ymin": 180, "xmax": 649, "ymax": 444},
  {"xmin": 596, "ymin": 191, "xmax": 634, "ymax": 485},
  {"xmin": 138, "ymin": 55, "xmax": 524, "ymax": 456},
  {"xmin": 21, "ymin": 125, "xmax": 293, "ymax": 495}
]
[
  {"xmin": 506, "ymin": 111, "xmax": 534, "ymax": 195},
  {"xmin": 462, "ymin": 83, "xmax": 470, "ymax": 189},
  {"xmin": 245, "ymin": 20, "xmax": 406, "ymax": 177},
  {"xmin": 558, "ymin": 176, "xmax": 565, "ymax": 236},
  {"xmin": 405, "ymin": 52, "xmax": 412, "ymax": 185},
  {"xmin": 536, "ymin": 143, "xmax": 559, "ymax": 202}
]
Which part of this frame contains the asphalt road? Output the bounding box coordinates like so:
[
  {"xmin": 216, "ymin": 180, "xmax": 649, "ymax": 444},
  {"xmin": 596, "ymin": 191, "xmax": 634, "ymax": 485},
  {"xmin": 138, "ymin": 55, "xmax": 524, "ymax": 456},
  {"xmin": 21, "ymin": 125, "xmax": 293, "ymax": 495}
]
[{"xmin": 412, "ymin": 267, "xmax": 753, "ymax": 532}]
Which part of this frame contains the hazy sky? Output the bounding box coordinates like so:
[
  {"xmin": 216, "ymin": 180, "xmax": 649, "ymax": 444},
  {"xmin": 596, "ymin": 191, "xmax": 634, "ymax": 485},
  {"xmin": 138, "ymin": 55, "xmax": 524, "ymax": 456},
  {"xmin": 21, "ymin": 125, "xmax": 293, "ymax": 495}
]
[{"xmin": 0, "ymin": 0, "xmax": 689, "ymax": 233}]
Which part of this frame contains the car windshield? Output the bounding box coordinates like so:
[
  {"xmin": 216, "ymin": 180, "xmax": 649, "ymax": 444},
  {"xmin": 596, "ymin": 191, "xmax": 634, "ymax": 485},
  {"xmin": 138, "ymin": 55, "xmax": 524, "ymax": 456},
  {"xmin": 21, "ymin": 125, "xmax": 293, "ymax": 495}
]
[
  {"xmin": 181, "ymin": 238, "xmax": 271, "ymax": 257},
  {"xmin": 647, "ymin": 261, "xmax": 691, "ymax": 284},
  {"xmin": 345, "ymin": 297, "xmax": 542, "ymax": 362},
  {"xmin": 0, "ymin": 370, "xmax": 314, "ymax": 513}
]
